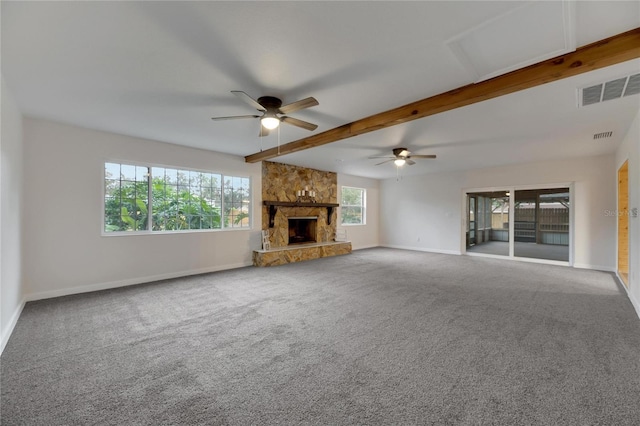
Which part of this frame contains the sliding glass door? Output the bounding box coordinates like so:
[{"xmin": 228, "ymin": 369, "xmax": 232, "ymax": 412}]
[
  {"xmin": 513, "ymin": 188, "xmax": 570, "ymax": 261},
  {"xmin": 466, "ymin": 191, "xmax": 510, "ymax": 257},
  {"xmin": 468, "ymin": 196, "xmax": 476, "ymax": 246},
  {"xmin": 465, "ymin": 186, "xmax": 571, "ymax": 263}
]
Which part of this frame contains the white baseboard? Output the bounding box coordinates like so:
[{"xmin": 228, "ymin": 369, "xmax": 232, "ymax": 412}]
[
  {"xmin": 466, "ymin": 252, "xmax": 518, "ymax": 261},
  {"xmin": 381, "ymin": 244, "xmax": 462, "ymax": 256},
  {"xmin": 628, "ymin": 291, "xmax": 640, "ymax": 320},
  {"xmin": 573, "ymin": 263, "xmax": 616, "ymax": 272},
  {"xmin": 26, "ymin": 262, "xmax": 253, "ymax": 302},
  {"xmin": 1, "ymin": 298, "xmax": 26, "ymax": 355},
  {"xmin": 615, "ymin": 272, "xmax": 640, "ymax": 320},
  {"xmin": 352, "ymin": 244, "xmax": 380, "ymax": 251}
]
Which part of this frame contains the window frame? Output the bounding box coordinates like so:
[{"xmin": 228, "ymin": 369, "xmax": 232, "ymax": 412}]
[
  {"xmin": 340, "ymin": 186, "xmax": 366, "ymax": 226},
  {"xmin": 103, "ymin": 160, "xmax": 252, "ymax": 236}
]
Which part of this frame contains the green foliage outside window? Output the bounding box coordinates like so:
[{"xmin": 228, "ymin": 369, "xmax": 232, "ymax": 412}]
[
  {"xmin": 104, "ymin": 163, "xmax": 250, "ymax": 233},
  {"xmin": 341, "ymin": 186, "xmax": 365, "ymax": 225}
]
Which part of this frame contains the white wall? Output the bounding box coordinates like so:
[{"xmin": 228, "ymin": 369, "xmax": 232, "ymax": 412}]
[
  {"xmin": 337, "ymin": 174, "xmax": 380, "ymax": 250},
  {"xmin": 616, "ymin": 109, "xmax": 640, "ymax": 318},
  {"xmin": 1, "ymin": 75, "xmax": 25, "ymax": 352},
  {"xmin": 22, "ymin": 118, "xmax": 262, "ymax": 300},
  {"xmin": 381, "ymin": 170, "xmax": 463, "ymax": 256},
  {"xmin": 380, "ymin": 155, "xmax": 617, "ymax": 270}
]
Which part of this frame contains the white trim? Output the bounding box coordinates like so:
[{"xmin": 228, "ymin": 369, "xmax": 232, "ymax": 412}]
[
  {"xmin": 352, "ymin": 244, "xmax": 381, "ymax": 251},
  {"xmin": 615, "ymin": 273, "xmax": 640, "ymax": 320},
  {"xmin": 381, "ymin": 244, "xmax": 462, "ymax": 256},
  {"xmin": 627, "ymin": 288, "xmax": 640, "ymax": 320},
  {"xmin": 102, "ymin": 160, "xmax": 253, "ymax": 235},
  {"xmin": 1, "ymin": 298, "xmax": 26, "ymax": 355},
  {"xmin": 613, "ymin": 158, "xmax": 638, "ymax": 319},
  {"xmin": 509, "ymin": 189, "xmax": 515, "ymax": 257},
  {"xmin": 462, "ymin": 183, "xmax": 574, "ymax": 265},
  {"xmin": 25, "ymin": 262, "xmax": 253, "ymax": 302},
  {"xmin": 615, "ymin": 159, "xmax": 629, "ymax": 298},
  {"xmin": 574, "ymin": 263, "xmax": 617, "ymax": 272},
  {"xmin": 568, "ymin": 182, "xmax": 575, "ymax": 266},
  {"xmin": 340, "ymin": 185, "xmax": 366, "ymax": 226},
  {"xmin": 464, "ymin": 182, "xmax": 573, "ymax": 194}
]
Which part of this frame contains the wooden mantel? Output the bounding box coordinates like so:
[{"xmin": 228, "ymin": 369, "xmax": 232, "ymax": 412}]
[{"xmin": 263, "ymin": 200, "xmax": 339, "ymax": 228}]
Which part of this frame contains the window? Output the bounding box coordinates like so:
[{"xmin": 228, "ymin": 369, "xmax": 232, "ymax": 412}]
[
  {"xmin": 341, "ymin": 186, "xmax": 366, "ymax": 225},
  {"xmin": 104, "ymin": 162, "xmax": 251, "ymax": 233}
]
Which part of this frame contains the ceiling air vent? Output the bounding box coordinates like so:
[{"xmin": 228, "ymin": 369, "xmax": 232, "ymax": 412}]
[
  {"xmin": 593, "ymin": 131, "xmax": 613, "ymax": 140},
  {"xmin": 580, "ymin": 73, "xmax": 640, "ymax": 107}
]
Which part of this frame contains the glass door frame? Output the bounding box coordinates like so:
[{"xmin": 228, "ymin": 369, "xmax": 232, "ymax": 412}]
[
  {"xmin": 462, "ymin": 182, "xmax": 574, "ymax": 266},
  {"xmin": 468, "ymin": 195, "xmax": 476, "ymax": 246}
]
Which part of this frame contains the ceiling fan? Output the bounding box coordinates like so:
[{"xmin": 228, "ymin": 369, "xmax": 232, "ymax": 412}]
[
  {"xmin": 369, "ymin": 148, "xmax": 436, "ymax": 166},
  {"xmin": 211, "ymin": 91, "xmax": 319, "ymax": 137}
]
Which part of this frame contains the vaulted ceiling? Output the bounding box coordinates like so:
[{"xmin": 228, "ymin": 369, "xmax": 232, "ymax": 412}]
[{"xmin": 2, "ymin": 1, "xmax": 639, "ymax": 179}]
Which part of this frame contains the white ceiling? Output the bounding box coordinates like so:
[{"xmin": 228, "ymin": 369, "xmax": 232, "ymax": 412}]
[{"xmin": 2, "ymin": 1, "xmax": 639, "ymax": 179}]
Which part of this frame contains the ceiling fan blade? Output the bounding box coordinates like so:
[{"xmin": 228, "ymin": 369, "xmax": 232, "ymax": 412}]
[
  {"xmin": 375, "ymin": 159, "xmax": 395, "ymax": 166},
  {"xmin": 259, "ymin": 125, "xmax": 271, "ymax": 137},
  {"xmin": 278, "ymin": 97, "xmax": 319, "ymax": 114},
  {"xmin": 410, "ymin": 154, "xmax": 437, "ymax": 159},
  {"xmin": 406, "ymin": 159, "xmax": 416, "ymax": 165},
  {"xmin": 211, "ymin": 114, "xmax": 260, "ymax": 121},
  {"xmin": 281, "ymin": 116, "xmax": 318, "ymax": 131},
  {"xmin": 231, "ymin": 91, "xmax": 266, "ymax": 112}
]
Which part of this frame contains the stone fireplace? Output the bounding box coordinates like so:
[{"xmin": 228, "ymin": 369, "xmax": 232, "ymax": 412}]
[
  {"xmin": 288, "ymin": 216, "xmax": 317, "ymax": 245},
  {"xmin": 253, "ymin": 161, "xmax": 352, "ymax": 267},
  {"xmin": 260, "ymin": 161, "xmax": 338, "ymax": 247}
]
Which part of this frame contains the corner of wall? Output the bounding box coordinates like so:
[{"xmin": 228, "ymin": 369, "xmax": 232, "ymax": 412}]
[
  {"xmin": 615, "ymin": 108, "xmax": 640, "ymax": 320},
  {"xmin": 0, "ymin": 299, "xmax": 26, "ymax": 354},
  {"xmin": 628, "ymin": 289, "xmax": 640, "ymax": 320},
  {"xmin": 1, "ymin": 74, "xmax": 26, "ymax": 354}
]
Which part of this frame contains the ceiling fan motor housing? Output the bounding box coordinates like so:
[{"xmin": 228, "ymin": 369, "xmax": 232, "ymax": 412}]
[
  {"xmin": 393, "ymin": 147, "xmax": 409, "ymax": 158},
  {"xmin": 257, "ymin": 96, "xmax": 283, "ymax": 111}
]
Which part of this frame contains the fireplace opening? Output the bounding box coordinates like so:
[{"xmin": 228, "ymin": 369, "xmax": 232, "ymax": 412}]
[{"xmin": 288, "ymin": 216, "xmax": 317, "ymax": 245}]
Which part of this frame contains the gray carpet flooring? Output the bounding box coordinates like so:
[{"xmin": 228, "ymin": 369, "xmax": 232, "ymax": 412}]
[{"xmin": 2, "ymin": 248, "xmax": 639, "ymax": 425}]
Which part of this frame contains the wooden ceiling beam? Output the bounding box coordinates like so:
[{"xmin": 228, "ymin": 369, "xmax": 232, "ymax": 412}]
[{"xmin": 245, "ymin": 27, "xmax": 640, "ymax": 163}]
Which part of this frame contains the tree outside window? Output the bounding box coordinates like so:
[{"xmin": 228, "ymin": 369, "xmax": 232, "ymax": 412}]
[
  {"xmin": 104, "ymin": 162, "xmax": 250, "ymax": 233},
  {"xmin": 341, "ymin": 186, "xmax": 366, "ymax": 225}
]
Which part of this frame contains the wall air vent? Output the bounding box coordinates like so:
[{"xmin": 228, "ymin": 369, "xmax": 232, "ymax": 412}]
[
  {"xmin": 593, "ymin": 131, "xmax": 613, "ymax": 140},
  {"xmin": 580, "ymin": 73, "xmax": 640, "ymax": 107}
]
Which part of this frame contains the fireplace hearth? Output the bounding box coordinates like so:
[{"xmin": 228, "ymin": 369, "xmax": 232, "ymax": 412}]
[{"xmin": 288, "ymin": 216, "xmax": 317, "ymax": 245}]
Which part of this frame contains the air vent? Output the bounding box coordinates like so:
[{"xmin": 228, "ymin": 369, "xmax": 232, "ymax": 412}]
[
  {"xmin": 593, "ymin": 131, "xmax": 613, "ymax": 140},
  {"xmin": 580, "ymin": 73, "xmax": 640, "ymax": 107}
]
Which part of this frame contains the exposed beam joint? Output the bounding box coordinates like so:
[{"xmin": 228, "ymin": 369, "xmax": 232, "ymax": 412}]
[{"xmin": 245, "ymin": 27, "xmax": 640, "ymax": 163}]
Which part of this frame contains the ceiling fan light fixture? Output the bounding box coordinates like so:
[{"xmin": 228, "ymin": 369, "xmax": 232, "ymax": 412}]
[
  {"xmin": 261, "ymin": 114, "xmax": 280, "ymax": 130},
  {"xmin": 394, "ymin": 158, "xmax": 406, "ymax": 167}
]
